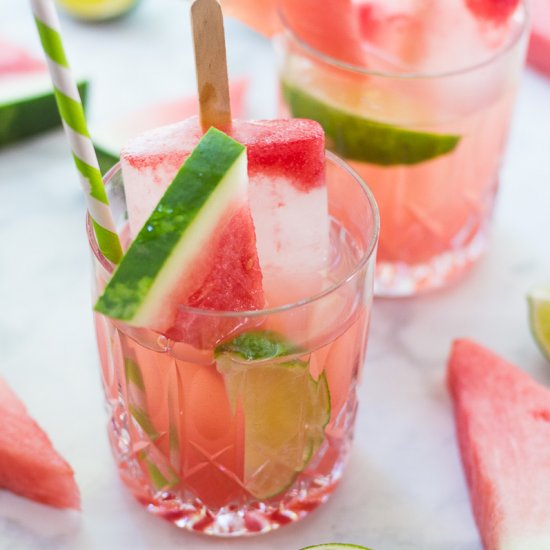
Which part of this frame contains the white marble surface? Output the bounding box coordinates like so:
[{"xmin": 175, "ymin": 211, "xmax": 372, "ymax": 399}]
[{"xmin": 1, "ymin": 2, "xmax": 550, "ymax": 549}]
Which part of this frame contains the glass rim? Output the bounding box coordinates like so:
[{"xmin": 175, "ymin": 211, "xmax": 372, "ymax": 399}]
[
  {"xmin": 277, "ymin": 0, "xmax": 529, "ymax": 80},
  {"xmin": 88, "ymin": 150, "xmax": 380, "ymax": 319}
]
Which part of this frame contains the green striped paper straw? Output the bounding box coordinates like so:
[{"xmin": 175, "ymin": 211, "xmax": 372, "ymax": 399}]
[{"xmin": 30, "ymin": 0, "xmax": 123, "ymax": 264}]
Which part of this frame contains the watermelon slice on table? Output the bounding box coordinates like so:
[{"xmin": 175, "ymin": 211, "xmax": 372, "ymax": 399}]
[
  {"xmin": 528, "ymin": 0, "xmax": 550, "ymax": 75},
  {"xmin": 0, "ymin": 377, "xmax": 80, "ymax": 510},
  {"xmin": 0, "ymin": 38, "xmax": 88, "ymax": 149},
  {"xmin": 95, "ymin": 127, "xmax": 265, "ymax": 348},
  {"xmin": 280, "ymin": 0, "xmax": 366, "ymax": 66},
  {"xmin": 447, "ymin": 339, "xmax": 550, "ymax": 550},
  {"xmin": 93, "ymin": 79, "xmax": 248, "ymax": 173}
]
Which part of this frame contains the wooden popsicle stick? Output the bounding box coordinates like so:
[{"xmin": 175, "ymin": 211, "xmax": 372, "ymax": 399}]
[{"xmin": 191, "ymin": 0, "xmax": 232, "ymax": 133}]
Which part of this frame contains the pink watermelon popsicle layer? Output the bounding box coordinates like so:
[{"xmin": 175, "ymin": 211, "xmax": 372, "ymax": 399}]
[{"xmin": 121, "ymin": 117, "xmax": 328, "ymax": 307}]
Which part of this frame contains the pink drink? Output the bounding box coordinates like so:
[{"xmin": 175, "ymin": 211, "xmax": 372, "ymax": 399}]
[
  {"xmin": 277, "ymin": 0, "xmax": 529, "ymax": 295},
  {"xmin": 90, "ymin": 153, "xmax": 378, "ymax": 536}
]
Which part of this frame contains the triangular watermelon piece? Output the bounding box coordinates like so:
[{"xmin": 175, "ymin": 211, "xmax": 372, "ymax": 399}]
[
  {"xmin": 0, "ymin": 37, "xmax": 88, "ymax": 148},
  {"xmin": 447, "ymin": 339, "xmax": 550, "ymax": 550},
  {"xmin": 96, "ymin": 128, "xmax": 265, "ymax": 349},
  {"xmin": 0, "ymin": 377, "xmax": 80, "ymax": 510}
]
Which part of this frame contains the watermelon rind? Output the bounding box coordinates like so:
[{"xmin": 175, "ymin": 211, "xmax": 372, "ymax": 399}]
[
  {"xmin": 95, "ymin": 127, "xmax": 247, "ymax": 327},
  {"xmin": 281, "ymin": 80, "xmax": 460, "ymax": 166},
  {"xmin": 0, "ymin": 74, "xmax": 88, "ymax": 148},
  {"xmin": 528, "ymin": 284, "xmax": 550, "ymax": 362}
]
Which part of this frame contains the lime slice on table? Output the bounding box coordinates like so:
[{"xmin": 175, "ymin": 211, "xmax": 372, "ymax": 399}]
[
  {"xmin": 300, "ymin": 545, "xmax": 373, "ymax": 550},
  {"xmin": 124, "ymin": 358, "xmax": 180, "ymax": 490},
  {"xmin": 282, "ymin": 81, "xmax": 460, "ymax": 166},
  {"xmin": 528, "ymin": 284, "xmax": 550, "ymax": 361},
  {"xmin": 57, "ymin": 0, "xmax": 139, "ymax": 21},
  {"xmin": 215, "ymin": 331, "xmax": 331, "ymax": 500}
]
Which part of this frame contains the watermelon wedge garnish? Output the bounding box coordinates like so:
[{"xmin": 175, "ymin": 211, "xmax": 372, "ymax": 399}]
[
  {"xmin": 0, "ymin": 37, "xmax": 88, "ymax": 148},
  {"xmin": 92, "ymin": 79, "xmax": 248, "ymax": 173},
  {"xmin": 0, "ymin": 377, "xmax": 80, "ymax": 510},
  {"xmin": 95, "ymin": 127, "xmax": 264, "ymax": 347},
  {"xmin": 447, "ymin": 339, "xmax": 550, "ymax": 550}
]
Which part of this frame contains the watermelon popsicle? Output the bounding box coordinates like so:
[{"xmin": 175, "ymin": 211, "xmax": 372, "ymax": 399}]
[{"xmin": 120, "ymin": 115, "xmax": 329, "ymax": 307}]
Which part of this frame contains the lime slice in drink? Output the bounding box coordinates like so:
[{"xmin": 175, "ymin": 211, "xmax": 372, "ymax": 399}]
[
  {"xmin": 282, "ymin": 81, "xmax": 460, "ymax": 166},
  {"xmin": 215, "ymin": 331, "xmax": 330, "ymax": 500},
  {"xmin": 528, "ymin": 284, "xmax": 550, "ymax": 361},
  {"xmin": 300, "ymin": 545, "xmax": 373, "ymax": 550}
]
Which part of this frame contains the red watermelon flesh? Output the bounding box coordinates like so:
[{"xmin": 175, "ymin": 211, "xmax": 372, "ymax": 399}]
[
  {"xmin": 464, "ymin": 0, "xmax": 520, "ymax": 23},
  {"xmin": 447, "ymin": 339, "xmax": 550, "ymax": 550},
  {"xmin": 163, "ymin": 204, "xmax": 265, "ymax": 347},
  {"xmin": 121, "ymin": 117, "xmax": 325, "ymax": 235},
  {"xmin": 0, "ymin": 38, "xmax": 45, "ymax": 75},
  {"xmin": 221, "ymin": 0, "xmax": 365, "ymax": 67},
  {"xmin": 221, "ymin": 0, "xmax": 279, "ymax": 37},
  {"xmin": 528, "ymin": 0, "xmax": 550, "ymax": 75},
  {"xmin": 280, "ymin": 0, "xmax": 366, "ymax": 66},
  {"xmin": 0, "ymin": 377, "xmax": 80, "ymax": 510},
  {"xmin": 93, "ymin": 79, "xmax": 248, "ymax": 161},
  {"xmin": 121, "ymin": 117, "xmax": 328, "ymax": 308}
]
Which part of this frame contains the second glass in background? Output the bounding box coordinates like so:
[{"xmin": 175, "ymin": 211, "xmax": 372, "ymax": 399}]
[{"xmin": 276, "ymin": 0, "xmax": 529, "ymax": 295}]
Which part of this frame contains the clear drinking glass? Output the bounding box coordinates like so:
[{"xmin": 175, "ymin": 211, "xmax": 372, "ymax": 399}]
[
  {"xmin": 89, "ymin": 153, "xmax": 379, "ymax": 536},
  {"xmin": 276, "ymin": 1, "xmax": 529, "ymax": 295}
]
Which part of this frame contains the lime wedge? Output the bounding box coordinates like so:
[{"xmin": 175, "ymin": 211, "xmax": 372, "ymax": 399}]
[
  {"xmin": 300, "ymin": 545, "xmax": 373, "ymax": 550},
  {"xmin": 528, "ymin": 284, "xmax": 550, "ymax": 361},
  {"xmin": 215, "ymin": 331, "xmax": 330, "ymax": 500},
  {"xmin": 282, "ymin": 81, "xmax": 460, "ymax": 166}
]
